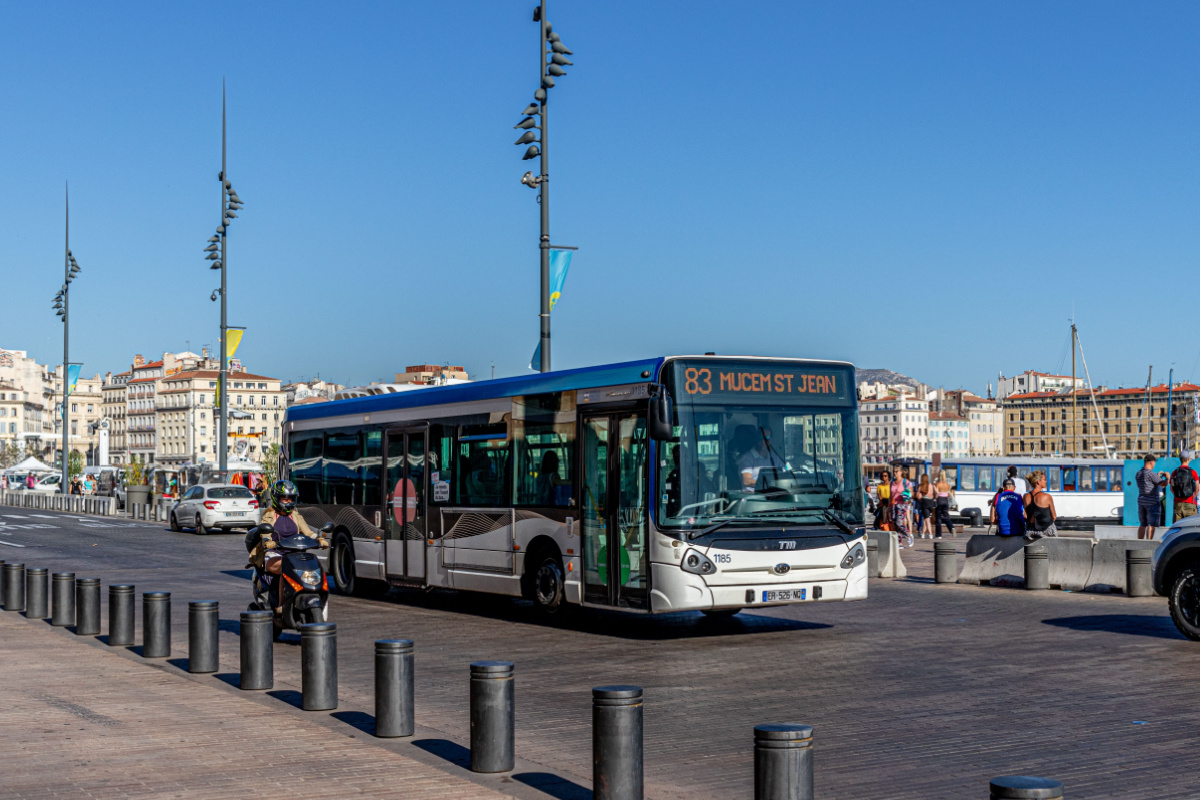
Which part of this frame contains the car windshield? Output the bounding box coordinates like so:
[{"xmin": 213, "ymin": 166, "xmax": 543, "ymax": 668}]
[
  {"xmin": 658, "ymin": 360, "xmax": 863, "ymax": 532},
  {"xmin": 207, "ymin": 487, "xmax": 254, "ymax": 499}
]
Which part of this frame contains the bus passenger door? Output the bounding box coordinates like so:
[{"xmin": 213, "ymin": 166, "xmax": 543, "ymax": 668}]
[
  {"xmin": 580, "ymin": 411, "xmax": 649, "ymax": 609},
  {"xmin": 384, "ymin": 428, "xmax": 428, "ymax": 582}
]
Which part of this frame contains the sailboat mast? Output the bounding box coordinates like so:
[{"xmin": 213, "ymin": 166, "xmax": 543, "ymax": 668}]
[{"xmin": 1071, "ymin": 323, "xmax": 1078, "ymax": 457}]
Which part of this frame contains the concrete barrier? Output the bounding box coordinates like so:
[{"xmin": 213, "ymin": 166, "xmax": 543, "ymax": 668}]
[
  {"xmin": 1086, "ymin": 539, "xmax": 1160, "ymax": 593},
  {"xmin": 866, "ymin": 531, "xmax": 907, "ymax": 578},
  {"xmin": 958, "ymin": 535, "xmax": 1094, "ymax": 590},
  {"xmin": 0, "ymin": 491, "xmax": 113, "ymax": 518}
]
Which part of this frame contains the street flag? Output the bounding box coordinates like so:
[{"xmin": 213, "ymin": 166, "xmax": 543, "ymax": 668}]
[
  {"xmin": 226, "ymin": 329, "xmax": 244, "ymax": 360},
  {"xmin": 530, "ymin": 248, "xmax": 574, "ymax": 371},
  {"xmin": 66, "ymin": 364, "xmax": 81, "ymax": 393}
]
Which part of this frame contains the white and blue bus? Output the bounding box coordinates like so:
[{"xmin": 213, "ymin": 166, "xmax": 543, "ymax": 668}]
[{"xmin": 282, "ymin": 355, "xmax": 868, "ymax": 618}]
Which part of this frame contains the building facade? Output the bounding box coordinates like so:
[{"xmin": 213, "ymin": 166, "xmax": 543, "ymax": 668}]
[
  {"xmin": 0, "ymin": 382, "xmax": 46, "ymax": 460},
  {"xmin": 102, "ymin": 370, "xmax": 130, "ymax": 464},
  {"xmin": 0, "ymin": 348, "xmax": 54, "ymax": 460},
  {"xmin": 859, "ymin": 394, "xmax": 930, "ymax": 465},
  {"xmin": 928, "ymin": 412, "xmax": 971, "ymax": 460},
  {"xmin": 997, "ymin": 370, "xmax": 1084, "ymax": 401},
  {"xmin": 155, "ymin": 369, "xmax": 285, "ymax": 466},
  {"xmin": 940, "ymin": 390, "xmax": 1002, "ymax": 456}
]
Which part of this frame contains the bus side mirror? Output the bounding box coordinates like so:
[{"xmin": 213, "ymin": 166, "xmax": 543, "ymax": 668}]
[{"xmin": 648, "ymin": 392, "xmax": 672, "ymax": 441}]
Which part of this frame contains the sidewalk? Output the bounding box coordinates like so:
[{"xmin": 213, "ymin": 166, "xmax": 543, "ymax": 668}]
[{"xmin": 0, "ymin": 612, "xmax": 515, "ymax": 799}]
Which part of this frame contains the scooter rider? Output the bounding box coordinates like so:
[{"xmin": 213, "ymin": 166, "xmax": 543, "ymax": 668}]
[{"xmin": 248, "ymin": 480, "xmax": 329, "ymax": 611}]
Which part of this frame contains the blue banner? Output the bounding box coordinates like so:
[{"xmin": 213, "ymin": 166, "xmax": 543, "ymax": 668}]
[
  {"xmin": 66, "ymin": 364, "xmax": 81, "ymax": 394},
  {"xmin": 530, "ymin": 249, "xmax": 574, "ymax": 371}
]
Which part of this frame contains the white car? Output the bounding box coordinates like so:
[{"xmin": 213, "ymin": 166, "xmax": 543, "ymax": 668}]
[
  {"xmin": 170, "ymin": 483, "xmax": 262, "ymax": 534},
  {"xmin": 29, "ymin": 474, "xmax": 63, "ymax": 493}
]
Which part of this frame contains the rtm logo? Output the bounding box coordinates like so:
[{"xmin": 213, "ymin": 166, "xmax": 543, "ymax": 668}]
[{"xmin": 778, "ymin": 541, "xmax": 796, "ymax": 550}]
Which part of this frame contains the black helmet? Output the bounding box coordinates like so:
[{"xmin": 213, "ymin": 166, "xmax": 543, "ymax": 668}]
[{"xmin": 272, "ymin": 480, "xmax": 299, "ymax": 514}]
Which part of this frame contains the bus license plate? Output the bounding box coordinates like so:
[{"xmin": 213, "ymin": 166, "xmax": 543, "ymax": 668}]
[{"xmin": 763, "ymin": 588, "xmax": 806, "ymax": 602}]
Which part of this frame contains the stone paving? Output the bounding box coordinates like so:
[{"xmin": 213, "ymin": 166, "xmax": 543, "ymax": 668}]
[{"xmin": 0, "ymin": 510, "xmax": 1197, "ymax": 798}]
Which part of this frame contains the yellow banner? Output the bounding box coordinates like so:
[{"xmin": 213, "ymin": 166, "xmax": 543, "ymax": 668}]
[{"xmin": 226, "ymin": 329, "xmax": 244, "ymax": 359}]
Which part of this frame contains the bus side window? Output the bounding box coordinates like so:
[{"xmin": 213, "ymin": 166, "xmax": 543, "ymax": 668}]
[
  {"xmin": 1047, "ymin": 468, "xmax": 1062, "ymax": 491},
  {"xmin": 289, "ymin": 430, "xmax": 323, "ymax": 505},
  {"xmin": 457, "ymin": 422, "xmax": 510, "ymax": 506},
  {"xmin": 1062, "ymin": 468, "xmax": 1077, "ymax": 492},
  {"xmin": 1093, "ymin": 467, "xmax": 1107, "ymax": 492},
  {"xmin": 512, "ymin": 394, "xmax": 575, "ymax": 507},
  {"xmin": 1080, "ymin": 468, "xmax": 1094, "ymax": 492},
  {"xmin": 977, "ymin": 467, "xmax": 993, "ymax": 492}
]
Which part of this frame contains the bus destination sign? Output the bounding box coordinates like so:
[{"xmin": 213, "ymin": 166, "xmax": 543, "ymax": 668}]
[{"xmin": 671, "ymin": 361, "xmax": 852, "ymax": 407}]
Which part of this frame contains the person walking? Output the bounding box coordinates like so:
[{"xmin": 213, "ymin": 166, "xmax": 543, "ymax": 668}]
[
  {"xmin": 1136, "ymin": 454, "xmax": 1170, "ymax": 540},
  {"xmin": 915, "ymin": 473, "xmax": 936, "ymax": 538},
  {"xmin": 873, "ymin": 470, "xmax": 891, "ymax": 530},
  {"xmin": 1023, "ymin": 470, "xmax": 1058, "ymax": 541},
  {"xmin": 933, "ymin": 469, "xmax": 955, "ymax": 538},
  {"xmin": 1170, "ymin": 454, "xmax": 1199, "ymax": 522},
  {"xmin": 1005, "ymin": 465, "xmax": 1028, "ymax": 495},
  {"xmin": 892, "ymin": 489, "xmax": 915, "ymax": 547}
]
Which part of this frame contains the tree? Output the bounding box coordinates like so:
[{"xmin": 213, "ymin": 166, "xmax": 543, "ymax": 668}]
[
  {"xmin": 0, "ymin": 443, "xmax": 23, "ymax": 470},
  {"xmin": 68, "ymin": 450, "xmax": 84, "ymax": 480}
]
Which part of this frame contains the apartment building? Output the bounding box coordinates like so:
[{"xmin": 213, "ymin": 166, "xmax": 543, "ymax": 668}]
[
  {"xmin": 859, "ymin": 394, "xmax": 930, "ymax": 465},
  {"xmin": 156, "ymin": 369, "xmax": 285, "ymax": 466},
  {"xmin": 127, "ymin": 356, "xmax": 165, "ymax": 464},
  {"xmin": 0, "ymin": 382, "xmax": 47, "ymax": 455},
  {"xmin": 0, "ymin": 348, "xmax": 54, "ymax": 459},
  {"xmin": 929, "ymin": 413, "xmax": 971, "ymax": 460},
  {"xmin": 997, "ymin": 370, "xmax": 1084, "ymax": 401},
  {"xmin": 102, "ymin": 370, "xmax": 130, "ymax": 464},
  {"xmin": 939, "ymin": 390, "xmax": 1002, "ymax": 456},
  {"xmin": 1002, "ymin": 383, "xmax": 1200, "ymax": 457}
]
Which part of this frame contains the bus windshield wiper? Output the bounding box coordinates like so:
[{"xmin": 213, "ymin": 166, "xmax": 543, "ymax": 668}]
[
  {"xmin": 821, "ymin": 509, "xmax": 857, "ymax": 536},
  {"xmin": 686, "ymin": 517, "xmax": 737, "ymax": 540}
]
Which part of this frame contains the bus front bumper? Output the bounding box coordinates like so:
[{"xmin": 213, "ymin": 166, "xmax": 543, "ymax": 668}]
[{"xmin": 649, "ymin": 562, "xmax": 868, "ymax": 613}]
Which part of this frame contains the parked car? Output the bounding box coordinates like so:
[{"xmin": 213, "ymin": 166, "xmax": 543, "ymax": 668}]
[
  {"xmin": 170, "ymin": 483, "xmax": 261, "ymax": 534},
  {"xmin": 29, "ymin": 474, "xmax": 63, "ymax": 493}
]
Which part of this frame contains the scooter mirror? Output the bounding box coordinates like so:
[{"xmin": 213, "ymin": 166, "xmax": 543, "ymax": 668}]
[
  {"xmin": 257, "ymin": 523, "xmax": 275, "ymax": 536},
  {"xmin": 320, "ymin": 522, "xmax": 334, "ymax": 534}
]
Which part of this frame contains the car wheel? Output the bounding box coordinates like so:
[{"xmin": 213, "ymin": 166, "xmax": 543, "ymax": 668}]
[
  {"xmin": 701, "ymin": 608, "xmax": 742, "ymax": 619},
  {"xmin": 530, "ymin": 551, "xmax": 575, "ymax": 621},
  {"xmin": 195, "ymin": 515, "xmax": 209, "ymax": 536},
  {"xmin": 1169, "ymin": 566, "xmax": 1200, "ymax": 641},
  {"xmin": 169, "ymin": 510, "xmax": 181, "ymax": 532}
]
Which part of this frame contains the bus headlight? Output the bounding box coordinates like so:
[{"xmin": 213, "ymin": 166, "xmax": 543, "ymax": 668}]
[
  {"xmin": 841, "ymin": 544, "xmax": 865, "ymax": 570},
  {"xmin": 682, "ymin": 549, "xmax": 717, "ymax": 576}
]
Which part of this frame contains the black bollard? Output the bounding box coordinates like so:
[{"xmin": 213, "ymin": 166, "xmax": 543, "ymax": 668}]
[
  {"xmin": 239, "ymin": 610, "xmax": 274, "ymax": 690},
  {"xmin": 0, "ymin": 559, "xmax": 5, "ymax": 601},
  {"xmin": 1024, "ymin": 543, "xmax": 1049, "ymax": 590},
  {"xmin": 188, "ymin": 601, "xmax": 219, "ymax": 674},
  {"xmin": 990, "ymin": 775, "xmax": 1064, "ymax": 800},
  {"xmin": 934, "ymin": 540, "xmax": 957, "ymax": 584},
  {"xmin": 51, "ymin": 572, "xmax": 75, "ymax": 626},
  {"xmin": 1126, "ymin": 550, "xmax": 1153, "ymax": 597},
  {"xmin": 3, "ymin": 562, "xmax": 25, "ymax": 612},
  {"xmin": 75, "ymin": 578, "xmax": 101, "ymax": 635},
  {"xmin": 142, "ymin": 591, "xmax": 171, "ymax": 658},
  {"xmin": 375, "ymin": 639, "xmax": 415, "ymax": 738},
  {"xmin": 593, "ymin": 686, "xmax": 644, "ymax": 800},
  {"xmin": 754, "ymin": 724, "xmax": 814, "ymax": 800},
  {"xmin": 300, "ymin": 622, "xmax": 338, "ymax": 710},
  {"xmin": 866, "ymin": 541, "xmax": 879, "ymax": 578},
  {"xmin": 470, "ymin": 661, "xmax": 515, "ymax": 773},
  {"xmin": 108, "ymin": 585, "xmax": 135, "ymax": 646},
  {"xmin": 25, "ymin": 568, "xmax": 48, "ymax": 619}
]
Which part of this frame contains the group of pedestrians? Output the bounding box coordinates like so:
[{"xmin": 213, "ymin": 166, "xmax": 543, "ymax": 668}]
[
  {"xmin": 1135, "ymin": 453, "xmax": 1199, "ymax": 540},
  {"xmin": 870, "ymin": 467, "xmax": 956, "ymax": 545},
  {"xmin": 988, "ymin": 465, "xmax": 1058, "ymax": 541}
]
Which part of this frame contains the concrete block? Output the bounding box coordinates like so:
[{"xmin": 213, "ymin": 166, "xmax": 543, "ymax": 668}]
[
  {"xmin": 1086, "ymin": 539, "xmax": 1160, "ymax": 593},
  {"xmin": 866, "ymin": 531, "xmax": 907, "ymax": 579},
  {"xmin": 958, "ymin": 535, "xmax": 1094, "ymax": 590},
  {"xmin": 1094, "ymin": 525, "xmax": 1141, "ymax": 540}
]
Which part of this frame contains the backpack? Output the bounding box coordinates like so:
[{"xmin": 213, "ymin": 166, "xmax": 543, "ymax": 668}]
[{"xmin": 1171, "ymin": 466, "xmax": 1196, "ymax": 500}]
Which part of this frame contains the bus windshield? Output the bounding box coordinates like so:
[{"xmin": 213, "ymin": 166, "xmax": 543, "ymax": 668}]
[{"xmin": 658, "ymin": 360, "xmax": 862, "ymax": 531}]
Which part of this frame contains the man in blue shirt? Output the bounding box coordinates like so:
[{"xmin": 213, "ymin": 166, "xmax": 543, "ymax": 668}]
[{"xmin": 1136, "ymin": 455, "xmax": 1169, "ymax": 540}]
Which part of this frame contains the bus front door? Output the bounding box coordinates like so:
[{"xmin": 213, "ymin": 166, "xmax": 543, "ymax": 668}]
[
  {"xmin": 384, "ymin": 428, "xmax": 428, "ymax": 582},
  {"xmin": 580, "ymin": 411, "xmax": 650, "ymax": 609}
]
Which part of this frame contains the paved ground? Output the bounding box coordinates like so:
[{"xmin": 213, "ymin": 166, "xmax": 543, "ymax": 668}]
[{"xmin": 0, "ymin": 509, "xmax": 1196, "ymax": 799}]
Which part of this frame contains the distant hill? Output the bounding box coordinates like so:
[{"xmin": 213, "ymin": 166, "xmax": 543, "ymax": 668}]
[{"xmin": 855, "ymin": 368, "xmax": 928, "ymax": 391}]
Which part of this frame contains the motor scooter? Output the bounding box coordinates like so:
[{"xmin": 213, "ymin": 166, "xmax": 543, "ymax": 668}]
[{"xmin": 245, "ymin": 521, "xmax": 334, "ymax": 639}]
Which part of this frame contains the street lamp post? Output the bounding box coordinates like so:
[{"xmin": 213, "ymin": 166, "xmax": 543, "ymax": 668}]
[
  {"xmin": 514, "ymin": 1, "xmax": 574, "ymax": 372},
  {"xmin": 52, "ymin": 184, "xmax": 82, "ymax": 492},
  {"xmin": 203, "ymin": 83, "xmax": 244, "ymax": 475}
]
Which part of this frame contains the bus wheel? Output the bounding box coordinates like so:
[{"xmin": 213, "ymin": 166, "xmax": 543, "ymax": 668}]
[
  {"xmin": 531, "ymin": 552, "xmax": 573, "ymax": 620},
  {"xmin": 332, "ymin": 534, "xmax": 388, "ymax": 598}
]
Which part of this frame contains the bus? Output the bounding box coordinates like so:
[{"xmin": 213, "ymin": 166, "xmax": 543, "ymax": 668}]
[
  {"xmin": 889, "ymin": 455, "xmax": 1124, "ymax": 528},
  {"xmin": 282, "ymin": 355, "xmax": 868, "ymax": 618}
]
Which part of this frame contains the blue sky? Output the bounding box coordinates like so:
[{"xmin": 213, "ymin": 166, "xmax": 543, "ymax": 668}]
[{"xmin": 3, "ymin": 1, "xmax": 1200, "ymax": 393}]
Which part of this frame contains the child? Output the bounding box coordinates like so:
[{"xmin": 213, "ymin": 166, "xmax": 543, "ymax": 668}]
[{"xmin": 892, "ymin": 489, "xmax": 915, "ymax": 547}]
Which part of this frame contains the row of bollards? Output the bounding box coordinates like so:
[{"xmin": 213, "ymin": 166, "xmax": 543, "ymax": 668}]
[{"xmin": 1, "ymin": 564, "xmax": 1069, "ymax": 798}]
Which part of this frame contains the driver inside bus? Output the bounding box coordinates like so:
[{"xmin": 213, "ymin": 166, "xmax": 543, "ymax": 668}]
[{"xmin": 737, "ymin": 424, "xmax": 786, "ymax": 490}]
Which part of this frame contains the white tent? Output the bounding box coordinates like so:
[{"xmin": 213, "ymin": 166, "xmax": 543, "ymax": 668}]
[{"xmin": 10, "ymin": 456, "xmax": 54, "ymax": 473}]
